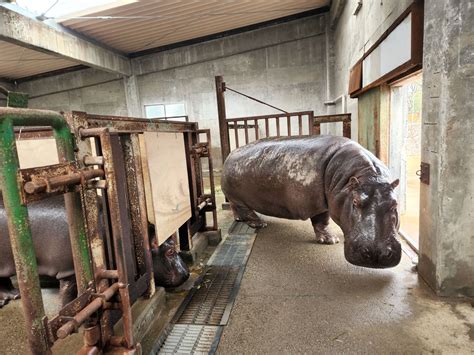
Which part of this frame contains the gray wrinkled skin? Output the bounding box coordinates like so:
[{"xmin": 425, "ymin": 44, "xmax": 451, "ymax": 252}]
[
  {"xmin": 222, "ymin": 135, "xmax": 401, "ymax": 269},
  {"xmin": 0, "ymin": 195, "xmax": 189, "ymax": 307}
]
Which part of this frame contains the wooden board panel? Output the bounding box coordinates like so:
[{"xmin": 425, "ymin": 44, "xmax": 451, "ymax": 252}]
[
  {"xmin": 140, "ymin": 132, "xmax": 191, "ymax": 245},
  {"xmin": 16, "ymin": 138, "xmax": 59, "ymax": 169}
]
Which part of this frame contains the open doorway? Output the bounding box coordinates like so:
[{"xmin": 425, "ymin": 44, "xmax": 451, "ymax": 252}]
[{"xmin": 389, "ymin": 72, "xmax": 422, "ymax": 251}]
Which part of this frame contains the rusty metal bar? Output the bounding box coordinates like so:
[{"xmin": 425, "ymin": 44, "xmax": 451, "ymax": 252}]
[
  {"xmin": 343, "ymin": 119, "xmax": 352, "ymax": 138},
  {"xmin": 57, "ymin": 283, "xmax": 120, "ymax": 339},
  {"xmin": 298, "ymin": 115, "xmax": 303, "ymax": 135},
  {"xmin": 265, "ymin": 118, "xmax": 269, "ymax": 137},
  {"xmin": 244, "ymin": 120, "xmax": 249, "ymax": 144},
  {"xmin": 96, "ymin": 269, "xmax": 119, "ymax": 279},
  {"xmin": 100, "ymin": 131, "xmax": 136, "ymax": 349},
  {"xmin": 287, "ymin": 115, "xmax": 291, "ymax": 136},
  {"xmin": 215, "ymin": 76, "xmax": 231, "ymax": 164},
  {"xmin": 24, "ymin": 168, "xmax": 104, "ymax": 194},
  {"xmin": 276, "ymin": 117, "xmax": 280, "ymax": 137},
  {"xmin": 201, "ymin": 129, "xmax": 218, "ymax": 231},
  {"xmin": 254, "ymin": 120, "xmax": 259, "ymax": 140},
  {"xmin": 225, "ymin": 86, "xmax": 288, "ymax": 114},
  {"xmin": 234, "ymin": 122, "xmax": 239, "ymax": 148}
]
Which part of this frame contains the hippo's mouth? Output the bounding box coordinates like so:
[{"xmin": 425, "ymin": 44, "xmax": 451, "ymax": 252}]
[{"xmin": 344, "ymin": 241, "xmax": 402, "ymax": 269}]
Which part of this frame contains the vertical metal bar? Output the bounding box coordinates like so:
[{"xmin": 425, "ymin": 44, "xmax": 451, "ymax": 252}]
[
  {"xmin": 100, "ymin": 131, "xmax": 135, "ymax": 350},
  {"xmin": 287, "ymin": 115, "xmax": 291, "ymax": 136},
  {"xmin": 0, "ymin": 118, "xmax": 51, "ymax": 355},
  {"xmin": 265, "ymin": 117, "xmax": 269, "ymax": 137},
  {"xmin": 181, "ymin": 131, "xmax": 196, "ymax": 251},
  {"xmin": 298, "ymin": 114, "xmax": 303, "ymax": 135},
  {"xmin": 244, "ymin": 120, "xmax": 249, "ymax": 144},
  {"xmin": 254, "ymin": 119, "xmax": 259, "ymax": 140},
  {"xmin": 343, "ymin": 119, "xmax": 351, "ymax": 138},
  {"xmin": 276, "ymin": 117, "xmax": 280, "ymax": 137},
  {"xmin": 234, "ymin": 122, "xmax": 239, "ymax": 148},
  {"xmin": 204, "ymin": 129, "xmax": 218, "ymax": 230},
  {"xmin": 215, "ymin": 76, "xmax": 230, "ymax": 163},
  {"xmin": 307, "ymin": 113, "xmax": 313, "ymax": 135}
]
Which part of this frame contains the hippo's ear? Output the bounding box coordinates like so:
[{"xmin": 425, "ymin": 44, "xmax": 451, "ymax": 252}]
[
  {"xmin": 348, "ymin": 176, "xmax": 360, "ymax": 189},
  {"xmin": 390, "ymin": 179, "xmax": 400, "ymax": 189}
]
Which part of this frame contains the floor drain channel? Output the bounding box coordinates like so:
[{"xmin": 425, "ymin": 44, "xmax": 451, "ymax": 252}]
[
  {"xmin": 157, "ymin": 324, "xmax": 222, "ymax": 354},
  {"xmin": 173, "ymin": 266, "xmax": 242, "ymax": 326},
  {"xmin": 208, "ymin": 234, "xmax": 256, "ymax": 266},
  {"xmin": 227, "ymin": 221, "xmax": 256, "ymax": 235}
]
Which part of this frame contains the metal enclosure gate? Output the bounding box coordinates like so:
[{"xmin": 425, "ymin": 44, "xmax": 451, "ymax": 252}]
[
  {"xmin": 0, "ymin": 103, "xmax": 218, "ymax": 354},
  {"xmin": 214, "ymin": 75, "xmax": 352, "ymax": 163}
]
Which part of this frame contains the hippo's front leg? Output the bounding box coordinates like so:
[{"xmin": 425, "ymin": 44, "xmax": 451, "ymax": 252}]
[
  {"xmin": 311, "ymin": 211, "xmax": 339, "ymax": 245},
  {"xmin": 58, "ymin": 275, "xmax": 77, "ymax": 308},
  {"xmin": 0, "ymin": 277, "xmax": 20, "ymax": 307},
  {"xmin": 230, "ymin": 201, "xmax": 267, "ymax": 229}
]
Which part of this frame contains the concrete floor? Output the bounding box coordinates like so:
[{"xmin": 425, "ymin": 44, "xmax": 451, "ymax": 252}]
[{"xmin": 217, "ymin": 214, "xmax": 474, "ymax": 354}]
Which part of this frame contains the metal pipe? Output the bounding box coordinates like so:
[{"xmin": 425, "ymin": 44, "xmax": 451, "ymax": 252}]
[
  {"xmin": 57, "ymin": 283, "xmax": 120, "ymax": 339},
  {"xmin": 24, "ymin": 169, "xmax": 105, "ymax": 194}
]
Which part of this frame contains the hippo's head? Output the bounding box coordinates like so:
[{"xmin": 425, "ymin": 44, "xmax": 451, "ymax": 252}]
[
  {"xmin": 340, "ymin": 177, "xmax": 402, "ymax": 268},
  {"xmin": 150, "ymin": 231, "xmax": 190, "ymax": 288}
]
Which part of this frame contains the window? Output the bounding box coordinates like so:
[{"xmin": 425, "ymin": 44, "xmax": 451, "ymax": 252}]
[{"xmin": 144, "ymin": 103, "xmax": 186, "ymax": 120}]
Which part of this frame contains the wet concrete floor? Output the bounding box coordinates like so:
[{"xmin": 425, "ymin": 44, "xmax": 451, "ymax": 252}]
[{"xmin": 217, "ymin": 214, "xmax": 474, "ymax": 354}]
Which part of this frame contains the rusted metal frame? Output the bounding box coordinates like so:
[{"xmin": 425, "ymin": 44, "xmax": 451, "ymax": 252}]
[
  {"xmin": 65, "ymin": 111, "xmax": 113, "ymax": 348},
  {"xmin": 0, "ymin": 108, "xmax": 95, "ymax": 354},
  {"xmin": 254, "ymin": 120, "xmax": 259, "ymax": 140},
  {"xmin": 179, "ymin": 131, "xmax": 198, "ymax": 252},
  {"xmin": 198, "ymin": 129, "xmax": 218, "ymax": 231},
  {"xmin": 276, "ymin": 116, "xmax": 281, "ymax": 137},
  {"xmin": 215, "ymin": 76, "xmax": 231, "ymax": 165},
  {"xmin": 14, "ymin": 126, "xmax": 54, "ymax": 139},
  {"xmin": 226, "ymin": 111, "xmax": 314, "ymax": 122},
  {"xmin": 227, "ymin": 123, "xmax": 256, "ymax": 129},
  {"xmin": 225, "ymin": 86, "xmax": 288, "ymax": 114},
  {"xmin": 121, "ymin": 133, "xmax": 155, "ymax": 297},
  {"xmin": 265, "ymin": 118, "xmax": 269, "ymax": 137},
  {"xmin": 99, "ymin": 131, "xmax": 137, "ymax": 350},
  {"xmin": 191, "ymin": 129, "xmax": 207, "ymax": 233},
  {"xmin": 312, "ymin": 113, "xmax": 352, "ymax": 138},
  {"xmin": 287, "ymin": 115, "xmax": 292, "ymax": 136}
]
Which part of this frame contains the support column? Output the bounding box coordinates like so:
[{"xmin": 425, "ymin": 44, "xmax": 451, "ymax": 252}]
[
  {"xmin": 123, "ymin": 75, "xmax": 142, "ymax": 118},
  {"xmin": 418, "ymin": 0, "xmax": 474, "ymax": 297}
]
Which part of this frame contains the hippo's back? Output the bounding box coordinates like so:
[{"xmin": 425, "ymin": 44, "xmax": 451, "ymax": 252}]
[
  {"xmin": 0, "ymin": 195, "xmax": 74, "ymax": 279},
  {"xmin": 221, "ymin": 135, "xmax": 349, "ymax": 220}
]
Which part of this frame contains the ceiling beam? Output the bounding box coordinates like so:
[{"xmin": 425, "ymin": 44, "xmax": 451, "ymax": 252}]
[{"xmin": 0, "ymin": 6, "xmax": 132, "ymax": 76}]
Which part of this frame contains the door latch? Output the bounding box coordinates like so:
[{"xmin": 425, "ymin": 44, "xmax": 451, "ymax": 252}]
[{"xmin": 416, "ymin": 162, "xmax": 430, "ymax": 185}]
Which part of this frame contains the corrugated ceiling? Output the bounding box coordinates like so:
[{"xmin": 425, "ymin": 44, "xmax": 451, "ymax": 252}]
[
  {"xmin": 0, "ymin": 41, "xmax": 77, "ymax": 80},
  {"xmin": 0, "ymin": 0, "xmax": 328, "ymax": 80},
  {"xmin": 60, "ymin": 0, "xmax": 328, "ymax": 53}
]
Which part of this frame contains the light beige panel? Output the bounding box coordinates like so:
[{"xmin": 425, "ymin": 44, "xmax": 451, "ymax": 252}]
[
  {"xmin": 140, "ymin": 132, "xmax": 191, "ymax": 244},
  {"xmin": 16, "ymin": 138, "xmax": 59, "ymax": 169}
]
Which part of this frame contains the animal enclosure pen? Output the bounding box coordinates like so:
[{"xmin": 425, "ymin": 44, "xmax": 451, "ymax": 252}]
[{"xmin": 0, "ymin": 92, "xmax": 218, "ymax": 354}]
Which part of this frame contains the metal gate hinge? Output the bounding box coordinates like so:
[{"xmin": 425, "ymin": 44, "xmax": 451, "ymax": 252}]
[{"xmin": 417, "ymin": 162, "xmax": 430, "ymax": 185}]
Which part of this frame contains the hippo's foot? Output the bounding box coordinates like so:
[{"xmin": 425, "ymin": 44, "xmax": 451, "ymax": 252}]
[
  {"xmin": 311, "ymin": 212, "xmax": 339, "ymax": 245},
  {"xmin": 314, "ymin": 230, "xmax": 340, "ymax": 244},
  {"xmin": 0, "ymin": 278, "xmax": 21, "ymax": 307},
  {"xmin": 230, "ymin": 202, "xmax": 267, "ymax": 229}
]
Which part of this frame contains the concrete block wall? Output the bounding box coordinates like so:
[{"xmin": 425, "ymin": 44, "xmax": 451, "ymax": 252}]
[{"xmin": 418, "ymin": 0, "xmax": 474, "ymax": 297}]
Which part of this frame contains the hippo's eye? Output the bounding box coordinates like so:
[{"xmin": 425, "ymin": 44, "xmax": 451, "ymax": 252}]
[{"xmin": 165, "ymin": 248, "xmax": 175, "ymax": 257}]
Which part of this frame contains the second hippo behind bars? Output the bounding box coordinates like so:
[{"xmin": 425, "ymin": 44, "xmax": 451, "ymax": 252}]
[{"xmin": 222, "ymin": 135, "xmax": 402, "ymax": 269}]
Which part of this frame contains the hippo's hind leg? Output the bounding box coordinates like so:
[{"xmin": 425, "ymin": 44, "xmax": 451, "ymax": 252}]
[
  {"xmin": 230, "ymin": 201, "xmax": 267, "ymax": 229},
  {"xmin": 0, "ymin": 277, "xmax": 20, "ymax": 307},
  {"xmin": 58, "ymin": 275, "xmax": 77, "ymax": 308},
  {"xmin": 311, "ymin": 211, "xmax": 339, "ymax": 245}
]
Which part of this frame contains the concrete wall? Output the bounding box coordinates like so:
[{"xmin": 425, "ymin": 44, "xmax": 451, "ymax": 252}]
[
  {"xmin": 418, "ymin": 0, "xmax": 474, "ymax": 297},
  {"xmin": 329, "ymin": 0, "xmax": 413, "ymax": 139},
  {"xmin": 17, "ymin": 14, "xmax": 329, "ymax": 167}
]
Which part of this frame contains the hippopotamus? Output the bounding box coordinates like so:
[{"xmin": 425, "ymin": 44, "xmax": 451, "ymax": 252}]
[
  {"xmin": 0, "ymin": 195, "xmax": 189, "ymax": 307},
  {"xmin": 222, "ymin": 135, "xmax": 401, "ymax": 269}
]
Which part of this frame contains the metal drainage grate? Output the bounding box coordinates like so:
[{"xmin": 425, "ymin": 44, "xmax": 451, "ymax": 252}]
[
  {"xmin": 157, "ymin": 324, "xmax": 222, "ymax": 354},
  {"xmin": 208, "ymin": 234, "xmax": 255, "ymax": 267},
  {"xmin": 173, "ymin": 266, "xmax": 242, "ymax": 326},
  {"xmin": 227, "ymin": 221, "xmax": 256, "ymax": 235}
]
